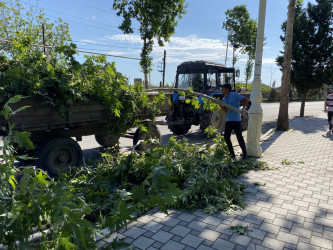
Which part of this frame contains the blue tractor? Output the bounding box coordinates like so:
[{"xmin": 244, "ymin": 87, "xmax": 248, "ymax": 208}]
[{"xmin": 166, "ymin": 60, "xmax": 245, "ymax": 136}]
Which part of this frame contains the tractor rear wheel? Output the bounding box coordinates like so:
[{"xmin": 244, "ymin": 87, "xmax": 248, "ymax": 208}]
[{"xmin": 200, "ymin": 109, "xmax": 226, "ymax": 137}]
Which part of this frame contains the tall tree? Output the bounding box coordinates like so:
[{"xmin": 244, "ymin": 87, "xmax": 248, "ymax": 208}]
[
  {"xmin": 244, "ymin": 58, "xmax": 254, "ymax": 88},
  {"xmin": 222, "ymin": 5, "xmax": 257, "ymax": 90},
  {"xmin": 277, "ymin": 0, "xmax": 333, "ymax": 120},
  {"xmin": 277, "ymin": 0, "xmax": 296, "ymax": 131},
  {"xmin": 0, "ymin": 0, "xmax": 72, "ymax": 58},
  {"xmin": 243, "ymin": 17, "xmax": 257, "ymax": 90},
  {"xmin": 113, "ymin": 0, "xmax": 187, "ymax": 89}
]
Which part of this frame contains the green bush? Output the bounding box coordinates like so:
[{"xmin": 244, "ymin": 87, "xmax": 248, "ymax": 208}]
[{"xmin": 235, "ymin": 82, "xmax": 271, "ymax": 92}]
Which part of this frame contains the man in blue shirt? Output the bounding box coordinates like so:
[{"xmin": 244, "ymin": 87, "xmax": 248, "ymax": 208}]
[{"xmin": 221, "ymin": 83, "xmax": 249, "ymax": 160}]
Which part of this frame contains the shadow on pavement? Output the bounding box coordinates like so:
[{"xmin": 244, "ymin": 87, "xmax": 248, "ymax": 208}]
[
  {"xmin": 290, "ymin": 116, "xmax": 328, "ymax": 134},
  {"xmin": 260, "ymin": 130, "xmax": 284, "ymax": 154},
  {"xmin": 260, "ymin": 116, "xmax": 331, "ymax": 153}
]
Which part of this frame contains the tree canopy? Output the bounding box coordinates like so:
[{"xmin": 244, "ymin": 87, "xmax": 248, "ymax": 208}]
[
  {"xmin": 113, "ymin": 0, "xmax": 187, "ymax": 88},
  {"xmin": 222, "ymin": 5, "xmax": 257, "ymax": 89},
  {"xmin": 277, "ymin": 0, "xmax": 333, "ymax": 116},
  {"xmin": 0, "ymin": 0, "xmax": 72, "ymax": 59}
]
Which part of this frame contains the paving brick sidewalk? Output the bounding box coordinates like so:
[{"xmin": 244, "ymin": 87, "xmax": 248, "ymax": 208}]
[{"xmin": 97, "ymin": 112, "xmax": 333, "ymax": 250}]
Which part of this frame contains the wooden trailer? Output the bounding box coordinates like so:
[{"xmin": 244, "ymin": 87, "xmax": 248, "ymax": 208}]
[{"xmin": 0, "ymin": 92, "xmax": 173, "ymax": 176}]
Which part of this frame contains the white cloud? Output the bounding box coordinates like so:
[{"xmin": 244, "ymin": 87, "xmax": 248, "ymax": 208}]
[
  {"xmin": 262, "ymin": 57, "xmax": 277, "ymax": 64},
  {"xmin": 88, "ymin": 34, "xmax": 275, "ymax": 66},
  {"xmin": 106, "ymin": 34, "xmax": 143, "ymax": 44},
  {"xmin": 79, "ymin": 39, "xmax": 98, "ymax": 44},
  {"xmin": 105, "ymin": 34, "xmax": 232, "ymax": 64}
]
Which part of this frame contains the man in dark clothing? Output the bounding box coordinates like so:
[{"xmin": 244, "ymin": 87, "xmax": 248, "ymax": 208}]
[
  {"xmin": 221, "ymin": 83, "xmax": 249, "ymax": 160},
  {"xmin": 324, "ymin": 87, "xmax": 333, "ymax": 131}
]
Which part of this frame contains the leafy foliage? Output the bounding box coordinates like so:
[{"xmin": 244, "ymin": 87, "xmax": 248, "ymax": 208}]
[
  {"xmin": 0, "ymin": 97, "xmax": 178, "ymax": 249},
  {"xmin": 223, "ymin": 5, "xmax": 258, "ymax": 90},
  {"xmin": 0, "ymin": 36, "xmax": 165, "ymax": 138},
  {"xmin": 0, "ymin": 0, "xmax": 72, "ymax": 59},
  {"xmin": 276, "ymin": 0, "xmax": 333, "ymax": 116},
  {"xmin": 68, "ymin": 135, "xmax": 270, "ymax": 222},
  {"xmin": 113, "ymin": 0, "xmax": 187, "ymax": 87},
  {"xmin": 281, "ymin": 158, "xmax": 292, "ymax": 165},
  {"xmin": 222, "ymin": 5, "xmax": 257, "ymax": 65},
  {"xmin": 0, "ymin": 97, "xmax": 98, "ymax": 249},
  {"xmin": 1, "ymin": 98, "xmax": 270, "ymax": 248},
  {"xmin": 229, "ymin": 225, "xmax": 250, "ymax": 235},
  {"xmin": 235, "ymin": 82, "xmax": 270, "ymax": 92}
]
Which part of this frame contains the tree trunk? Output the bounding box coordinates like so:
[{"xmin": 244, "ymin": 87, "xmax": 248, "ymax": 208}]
[
  {"xmin": 300, "ymin": 92, "xmax": 306, "ymax": 117},
  {"xmin": 144, "ymin": 74, "xmax": 148, "ymax": 89},
  {"xmin": 277, "ymin": 0, "xmax": 296, "ymax": 131},
  {"xmin": 245, "ymin": 79, "xmax": 248, "ymax": 91}
]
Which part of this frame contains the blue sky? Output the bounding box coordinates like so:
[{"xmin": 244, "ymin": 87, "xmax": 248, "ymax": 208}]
[{"xmin": 33, "ymin": 0, "xmax": 315, "ymax": 88}]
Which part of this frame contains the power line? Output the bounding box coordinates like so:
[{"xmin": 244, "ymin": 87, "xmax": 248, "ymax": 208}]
[
  {"xmin": 21, "ymin": 0, "xmax": 119, "ymax": 31},
  {"xmin": 44, "ymin": 14, "xmax": 119, "ymax": 33},
  {"xmin": 77, "ymin": 47, "xmax": 135, "ymax": 54},
  {"xmin": 0, "ymin": 39, "xmax": 140, "ymax": 60},
  {"xmin": 68, "ymin": 0, "xmax": 118, "ymax": 14},
  {"xmin": 74, "ymin": 40, "xmax": 140, "ymax": 49}
]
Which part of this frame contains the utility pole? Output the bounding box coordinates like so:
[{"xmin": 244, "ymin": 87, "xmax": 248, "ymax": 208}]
[
  {"xmin": 42, "ymin": 24, "xmax": 46, "ymax": 54},
  {"xmin": 225, "ymin": 40, "xmax": 229, "ymax": 66},
  {"xmin": 42, "ymin": 24, "xmax": 50, "ymax": 65},
  {"xmin": 162, "ymin": 50, "xmax": 166, "ymax": 87}
]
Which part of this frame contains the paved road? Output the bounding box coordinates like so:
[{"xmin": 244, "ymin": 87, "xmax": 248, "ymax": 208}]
[
  {"xmin": 79, "ymin": 101, "xmax": 324, "ymax": 164},
  {"xmin": 0, "ymin": 101, "xmax": 325, "ymax": 163}
]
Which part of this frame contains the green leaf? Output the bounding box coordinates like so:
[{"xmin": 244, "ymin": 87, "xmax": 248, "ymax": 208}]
[
  {"xmin": 109, "ymin": 237, "xmax": 133, "ymax": 250},
  {"xmin": 162, "ymin": 183, "xmax": 183, "ymax": 204},
  {"xmin": 5, "ymin": 95, "xmax": 24, "ymax": 105},
  {"xmin": 152, "ymin": 167, "xmax": 173, "ymax": 187},
  {"xmin": 35, "ymin": 171, "xmax": 50, "ymax": 186},
  {"xmin": 8, "ymin": 175, "xmax": 17, "ymax": 190},
  {"xmin": 11, "ymin": 105, "xmax": 31, "ymax": 116},
  {"xmin": 131, "ymin": 185, "xmax": 147, "ymax": 201},
  {"xmin": 1, "ymin": 105, "xmax": 12, "ymax": 120},
  {"xmin": 118, "ymin": 201, "xmax": 134, "ymax": 223},
  {"xmin": 57, "ymin": 237, "xmax": 79, "ymax": 249},
  {"xmin": 13, "ymin": 131, "xmax": 34, "ymax": 150}
]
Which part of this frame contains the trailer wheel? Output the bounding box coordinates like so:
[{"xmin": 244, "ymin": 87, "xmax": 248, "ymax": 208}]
[
  {"xmin": 133, "ymin": 124, "xmax": 161, "ymax": 151},
  {"xmin": 95, "ymin": 134, "xmax": 119, "ymax": 147},
  {"xmin": 37, "ymin": 137, "xmax": 83, "ymax": 176},
  {"xmin": 200, "ymin": 109, "xmax": 226, "ymax": 137}
]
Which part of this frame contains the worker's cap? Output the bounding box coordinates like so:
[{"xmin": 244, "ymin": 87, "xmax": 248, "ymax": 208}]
[{"xmin": 221, "ymin": 83, "xmax": 232, "ymax": 90}]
